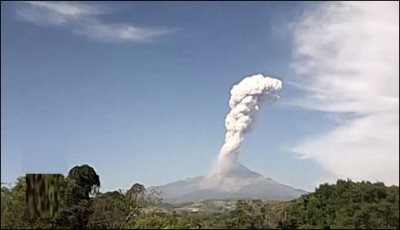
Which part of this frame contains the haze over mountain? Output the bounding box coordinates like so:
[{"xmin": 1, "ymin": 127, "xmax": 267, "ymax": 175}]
[{"xmin": 151, "ymin": 163, "xmax": 308, "ymax": 203}]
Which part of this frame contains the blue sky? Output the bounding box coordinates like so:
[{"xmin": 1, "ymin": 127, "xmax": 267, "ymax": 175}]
[{"xmin": 1, "ymin": 2, "xmax": 398, "ymax": 192}]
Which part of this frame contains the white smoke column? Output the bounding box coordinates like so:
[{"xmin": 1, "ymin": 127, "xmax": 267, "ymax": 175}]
[{"xmin": 216, "ymin": 74, "xmax": 283, "ymax": 174}]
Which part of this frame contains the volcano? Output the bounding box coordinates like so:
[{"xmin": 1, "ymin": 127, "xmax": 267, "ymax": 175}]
[{"xmin": 151, "ymin": 163, "xmax": 308, "ymax": 203}]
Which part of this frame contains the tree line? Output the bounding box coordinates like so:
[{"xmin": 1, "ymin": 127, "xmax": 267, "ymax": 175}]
[{"xmin": 1, "ymin": 164, "xmax": 399, "ymax": 229}]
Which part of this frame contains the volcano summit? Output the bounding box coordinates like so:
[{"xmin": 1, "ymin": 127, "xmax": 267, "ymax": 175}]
[
  {"xmin": 152, "ymin": 163, "xmax": 307, "ymax": 203},
  {"xmin": 151, "ymin": 74, "xmax": 306, "ymax": 203}
]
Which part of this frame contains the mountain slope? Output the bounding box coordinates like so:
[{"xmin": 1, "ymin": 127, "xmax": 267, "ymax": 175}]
[{"xmin": 151, "ymin": 163, "xmax": 308, "ymax": 203}]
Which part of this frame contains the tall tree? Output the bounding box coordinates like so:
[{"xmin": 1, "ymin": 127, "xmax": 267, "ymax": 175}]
[{"xmin": 67, "ymin": 164, "xmax": 100, "ymax": 203}]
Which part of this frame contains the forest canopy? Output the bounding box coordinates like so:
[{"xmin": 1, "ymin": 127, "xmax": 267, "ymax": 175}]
[{"xmin": 1, "ymin": 164, "xmax": 399, "ymax": 229}]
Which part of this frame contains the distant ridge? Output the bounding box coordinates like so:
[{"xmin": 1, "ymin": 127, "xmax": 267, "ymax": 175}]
[{"xmin": 150, "ymin": 163, "xmax": 308, "ymax": 203}]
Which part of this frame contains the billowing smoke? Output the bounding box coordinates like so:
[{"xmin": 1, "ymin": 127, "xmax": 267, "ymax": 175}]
[{"xmin": 215, "ymin": 74, "xmax": 283, "ymax": 174}]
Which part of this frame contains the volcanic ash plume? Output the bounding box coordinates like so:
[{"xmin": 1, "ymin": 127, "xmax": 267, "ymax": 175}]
[{"xmin": 215, "ymin": 74, "xmax": 283, "ymax": 175}]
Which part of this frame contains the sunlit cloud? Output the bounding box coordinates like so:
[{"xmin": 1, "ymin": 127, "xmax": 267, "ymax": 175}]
[{"xmin": 289, "ymin": 2, "xmax": 399, "ymax": 185}]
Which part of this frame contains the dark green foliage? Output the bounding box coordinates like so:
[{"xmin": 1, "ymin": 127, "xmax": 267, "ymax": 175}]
[
  {"xmin": 1, "ymin": 177, "xmax": 29, "ymax": 229},
  {"xmin": 285, "ymin": 179, "xmax": 399, "ymax": 229},
  {"xmin": 87, "ymin": 190, "xmax": 127, "ymax": 229},
  {"xmin": 56, "ymin": 165, "xmax": 101, "ymax": 229},
  {"xmin": 67, "ymin": 164, "xmax": 100, "ymax": 202},
  {"xmin": 1, "ymin": 169, "xmax": 399, "ymax": 229}
]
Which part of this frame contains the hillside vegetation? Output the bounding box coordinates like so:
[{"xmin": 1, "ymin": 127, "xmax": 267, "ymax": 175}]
[{"xmin": 1, "ymin": 164, "xmax": 398, "ymax": 229}]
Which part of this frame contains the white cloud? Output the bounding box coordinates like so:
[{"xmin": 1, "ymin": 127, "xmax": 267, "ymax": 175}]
[
  {"xmin": 16, "ymin": 1, "xmax": 173, "ymax": 42},
  {"xmin": 75, "ymin": 23, "xmax": 174, "ymax": 43},
  {"xmin": 289, "ymin": 2, "xmax": 399, "ymax": 185},
  {"xmin": 22, "ymin": 1, "xmax": 108, "ymax": 17}
]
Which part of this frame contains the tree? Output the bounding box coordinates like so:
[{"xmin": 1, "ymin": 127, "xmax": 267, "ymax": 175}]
[
  {"xmin": 1, "ymin": 177, "xmax": 28, "ymax": 229},
  {"xmin": 51, "ymin": 164, "xmax": 101, "ymax": 229},
  {"xmin": 87, "ymin": 190, "xmax": 127, "ymax": 229},
  {"xmin": 67, "ymin": 164, "xmax": 100, "ymax": 202},
  {"xmin": 284, "ymin": 179, "xmax": 399, "ymax": 229},
  {"xmin": 122, "ymin": 183, "xmax": 164, "ymax": 229}
]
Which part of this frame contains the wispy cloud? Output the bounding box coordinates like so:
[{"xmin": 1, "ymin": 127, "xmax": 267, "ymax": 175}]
[
  {"xmin": 75, "ymin": 23, "xmax": 175, "ymax": 43},
  {"xmin": 16, "ymin": 1, "xmax": 173, "ymax": 42},
  {"xmin": 289, "ymin": 2, "xmax": 399, "ymax": 185},
  {"xmin": 22, "ymin": 1, "xmax": 108, "ymax": 17}
]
